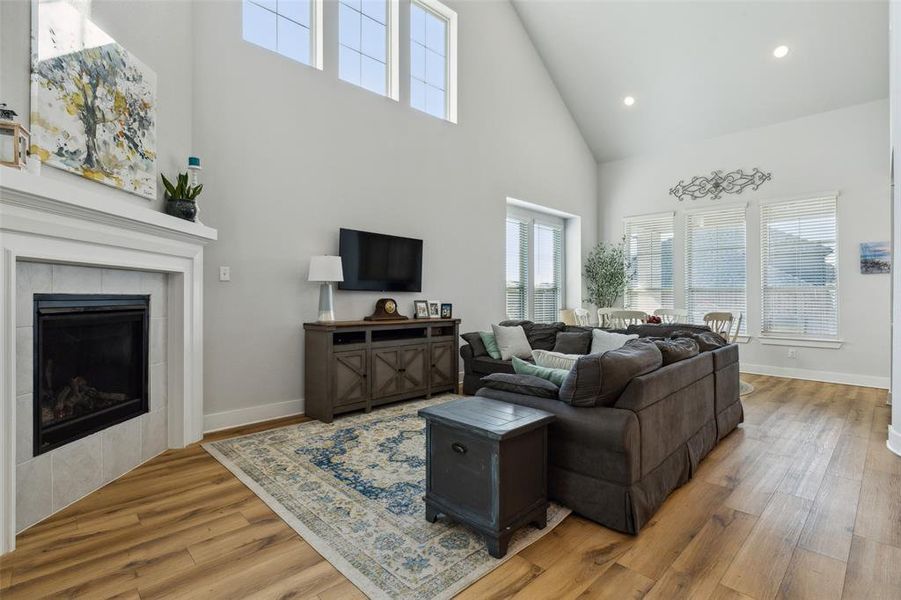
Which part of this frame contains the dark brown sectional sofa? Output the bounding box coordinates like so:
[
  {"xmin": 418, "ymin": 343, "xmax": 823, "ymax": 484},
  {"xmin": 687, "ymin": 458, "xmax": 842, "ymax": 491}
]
[{"xmin": 459, "ymin": 320, "xmax": 743, "ymax": 534}]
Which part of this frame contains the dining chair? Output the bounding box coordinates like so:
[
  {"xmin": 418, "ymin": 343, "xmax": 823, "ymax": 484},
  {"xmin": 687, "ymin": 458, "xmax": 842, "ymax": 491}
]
[
  {"xmin": 558, "ymin": 309, "xmax": 576, "ymax": 326},
  {"xmin": 572, "ymin": 308, "xmax": 591, "ymax": 326},
  {"xmin": 609, "ymin": 310, "xmax": 648, "ymax": 329},
  {"xmin": 597, "ymin": 308, "xmax": 615, "ymax": 328},
  {"xmin": 703, "ymin": 312, "xmax": 735, "ymax": 337},
  {"xmin": 653, "ymin": 308, "xmax": 689, "ymax": 324},
  {"xmin": 730, "ymin": 313, "xmax": 744, "ymax": 343}
]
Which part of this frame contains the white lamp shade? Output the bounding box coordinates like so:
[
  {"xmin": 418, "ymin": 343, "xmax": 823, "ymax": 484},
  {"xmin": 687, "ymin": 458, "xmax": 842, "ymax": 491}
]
[{"xmin": 308, "ymin": 255, "xmax": 344, "ymax": 282}]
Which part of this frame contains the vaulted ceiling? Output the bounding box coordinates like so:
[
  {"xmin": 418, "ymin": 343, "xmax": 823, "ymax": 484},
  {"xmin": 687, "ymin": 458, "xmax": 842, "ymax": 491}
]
[{"xmin": 512, "ymin": 1, "xmax": 889, "ymax": 162}]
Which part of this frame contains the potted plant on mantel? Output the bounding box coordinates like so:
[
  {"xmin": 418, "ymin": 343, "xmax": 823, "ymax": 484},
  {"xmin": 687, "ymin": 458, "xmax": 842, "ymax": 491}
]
[
  {"xmin": 161, "ymin": 172, "xmax": 203, "ymax": 222},
  {"xmin": 584, "ymin": 238, "xmax": 632, "ymax": 326}
]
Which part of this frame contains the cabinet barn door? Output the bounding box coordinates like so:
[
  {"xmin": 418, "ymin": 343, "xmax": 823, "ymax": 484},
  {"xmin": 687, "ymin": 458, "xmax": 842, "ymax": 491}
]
[
  {"xmin": 372, "ymin": 347, "xmax": 403, "ymax": 399},
  {"xmin": 430, "ymin": 341, "xmax": 456, "ymax": 389},
  {"xmin": 332, "ymin": 350, "xmax": 369, "ymax": 406},
  {"xmin": 400, "ymin": 345, "xmax": 428, "ymax": 394}
]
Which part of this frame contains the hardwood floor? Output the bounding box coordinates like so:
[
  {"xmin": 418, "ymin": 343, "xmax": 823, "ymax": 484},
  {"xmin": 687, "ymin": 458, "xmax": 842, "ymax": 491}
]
[{"xmin": 1, "ymin": 375, "xmax": 898, "ymax": 599}]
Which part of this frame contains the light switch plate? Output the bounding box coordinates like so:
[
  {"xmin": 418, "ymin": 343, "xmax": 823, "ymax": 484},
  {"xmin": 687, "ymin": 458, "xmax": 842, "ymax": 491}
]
[{"xmin": 219, "ymin": 266, "xmax": 231, "ymax": 281}]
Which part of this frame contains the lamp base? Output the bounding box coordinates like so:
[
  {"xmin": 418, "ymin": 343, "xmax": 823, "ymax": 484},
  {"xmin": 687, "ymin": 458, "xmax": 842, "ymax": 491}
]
[{"xmin": 318, "ymin": 282, "xmax": 336, "ymax": 322}]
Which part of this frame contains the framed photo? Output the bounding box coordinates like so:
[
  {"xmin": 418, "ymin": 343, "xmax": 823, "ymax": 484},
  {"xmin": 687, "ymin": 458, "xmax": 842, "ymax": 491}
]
[
  {"xmin": 413, "ymin": 300, "xmax": 429, "ymax": 319},
  {"xmin": 428, "ymin": 301, "xmax": 440, "ymax": 318},
  {"xmin": 440, "ymin": 303, "xmax": 453, "ymax": 318}
]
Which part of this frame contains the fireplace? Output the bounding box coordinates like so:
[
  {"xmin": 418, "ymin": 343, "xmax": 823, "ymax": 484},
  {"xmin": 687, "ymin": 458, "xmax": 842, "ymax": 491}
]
[{"xmin": 33, "ymin": 294, "xmax": 150, "ymax": 455}]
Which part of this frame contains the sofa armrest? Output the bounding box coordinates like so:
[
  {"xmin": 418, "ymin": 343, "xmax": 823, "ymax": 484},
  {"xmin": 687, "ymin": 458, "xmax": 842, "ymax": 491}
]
[
  {"xmin": 460, "ymin": 343, "xmax": 474, "ymax": 375},
  {"xmin": 615, "ymin": 352, "xmax": 713, "ymax": 413}
]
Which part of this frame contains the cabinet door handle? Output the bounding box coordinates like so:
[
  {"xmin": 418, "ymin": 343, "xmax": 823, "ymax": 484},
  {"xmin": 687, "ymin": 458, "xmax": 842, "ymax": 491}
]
[{"xmin": 451, "ymin": 442, "xmax": 467, "ymax": 454}]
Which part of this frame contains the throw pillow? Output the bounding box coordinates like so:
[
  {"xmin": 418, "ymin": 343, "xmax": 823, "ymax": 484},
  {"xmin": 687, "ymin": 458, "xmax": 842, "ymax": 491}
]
[
  {"xmin": 653, "ymin": 338, "xmax": 700, "ymax": 365},
  {"xmin": 532, "ymin": 349, "xmax": 580, "ymax": 370},
  {"xmin": 553, "ymin": 331, "xmax": 592, "ymax": 355},
  {"xmin": 589, "ymin": 329, "xmax": 638, "ymax": 355},
  {"xmin": 559, "ymin": 339, "xmax": 663, "ymax": 407},
  {"xmin": 492, "ymin": 324, "xmax": 533, "ymax": 360},
  {"xmin": 512, "ymin": 356, "xmax": 570, "ymax": 387},
  {"xmin": 461, "ymin": 332, "xmax": 488, "ymax": 357},
  {"xmin": 478, "ymin": 373, "xmax": 559, "ymax": 399},
  {"xmin": 478, "ymin": 331, "xmax": 502, "ymax": 359}
]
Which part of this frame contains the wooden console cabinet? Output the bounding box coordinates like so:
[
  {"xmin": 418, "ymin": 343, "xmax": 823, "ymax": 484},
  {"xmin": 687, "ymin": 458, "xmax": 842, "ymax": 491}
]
[{"xmin": 303, "ymin": 318, "xmax": 460, "ymax": 423}]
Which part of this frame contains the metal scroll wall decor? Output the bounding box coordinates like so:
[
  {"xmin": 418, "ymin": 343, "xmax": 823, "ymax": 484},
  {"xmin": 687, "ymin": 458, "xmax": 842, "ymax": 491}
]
[{"xmin": 669, "ymin": 168, "xmax": 772, "ymax": 202}]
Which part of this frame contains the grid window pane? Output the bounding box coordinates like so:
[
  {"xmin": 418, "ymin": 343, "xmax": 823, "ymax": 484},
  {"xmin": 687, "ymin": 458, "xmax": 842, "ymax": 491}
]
[
  {"xmin": 361, "ymin": 55, "xmax": 387, "ymax": 95},
  {"xmin": 278, "ymin": 0, "xmax": 310, "ymax": 26},
  {"xmin": 339, "ymin": 44, "xmax": 362, "ymax": 85},
  {"xmin": 339, "ymin": 3, "xmax": 362, "ymax": 51},
  {"xmin": 243, "ymin": 1, "xmax": 277, "ymax": 52},
  {"xmin": 411, "ymin": 4, "xmax": 426, "ymax": 44},
  {"xmin": 243, "ymin": 0, "xmax": 313, "ymax": 66},
  {"xmin": 411, "ymin": 43, "xmax": 426, "ymax": 80},
  {"xmin": 411, "ymin": 78, "xmax": 426, "ymax": 112},
  {"xmin": 425, "ymin": 48, "xmax": 445, "ymax": 89},
  {"xmin": 362, "ymin": 0, "xmax": 386, "ymax": 24},
  {"xmin": 341, "ymin": 0, "xmax": 361, "ymax": 10},
  {"xmin": 425, "ymin": 12, "xmax": 446, "ymax": 55},
  {"xmin": 361, "ymin": 16, "xmax": 386, "ymax": 60},
  {"xmin": 425, "ymin": 86, "xmax": 445, "ymax": 119}
]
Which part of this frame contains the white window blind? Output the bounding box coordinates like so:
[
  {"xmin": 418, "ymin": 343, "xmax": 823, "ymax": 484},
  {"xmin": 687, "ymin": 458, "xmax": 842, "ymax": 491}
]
[
  {"xmin": 505, "ymin": 209, "xmax": 565, "ymax": 323},
  {"xmin": 505, "ymin": 216, "xmax": 528, "ymax": 320},
  {"xmin": 624, "ymin": 213, "xmax": 674, "ymax": 313},
  {"xmin": 685, "ymin": 206, "xmax": 747, "ymax": 333},
  {"xmin": 532, "ymin": 221, "xmax": 564, "ymax": 323},
  {"xmin": 761, "ymin": 196, "xmax": 838, "ymax": 338}
]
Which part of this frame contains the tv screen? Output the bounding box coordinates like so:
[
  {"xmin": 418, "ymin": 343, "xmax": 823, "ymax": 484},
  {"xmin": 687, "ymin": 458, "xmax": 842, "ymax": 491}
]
[{"xmin": 338, "ymin": 228, "xmax": 423, "ymax": 292}]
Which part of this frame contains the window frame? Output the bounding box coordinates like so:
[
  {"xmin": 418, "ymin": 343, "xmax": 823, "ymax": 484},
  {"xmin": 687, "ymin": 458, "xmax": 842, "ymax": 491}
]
[
  {"xmin": 242, "ymin": 0, "xmax": 325, "ymax": 70},
  {"xmin": 684, "ymin": 203, "xmax": 749, "ymax": 335},
  {"xmin": 410, "ymin": 0, "xmax": 458, "ymax": 123},
  {"xmin": 337, "ymin": 0, "xmax": 400, "ymax": 99},
  {"xmin": 506, "ymin": 206, "xmax": 565, "ymax": 323},
  {"xmin": 623, "ymin": 211, "xmax": 675, "ymax": 313},
  {"xmin": 759, "ymin": 193, "xmax": 841, "ymax": 344}
]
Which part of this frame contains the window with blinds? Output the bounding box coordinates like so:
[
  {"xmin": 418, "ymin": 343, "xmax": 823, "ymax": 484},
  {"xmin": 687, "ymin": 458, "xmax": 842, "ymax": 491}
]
[
  {"xmin": 685, "ymin": 206, "xmax": 747, "ymax": 333},
  {"xmin": 505, "ymin": 209, "xmax": 565, "ymax": 322},
  {"xmin": 624, "ymin": 213, "xmax": 674, "ymax": 313},
  {"xmin": 505, "ymin": 216, "xmax": 528, "ymax": 320},
  {"xmin": 760, "ymin": 196, "xmax": 838, "ymax": 338}
]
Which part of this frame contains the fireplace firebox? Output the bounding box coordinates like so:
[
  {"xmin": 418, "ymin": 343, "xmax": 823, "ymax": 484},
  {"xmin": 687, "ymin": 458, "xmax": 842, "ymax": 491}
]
[{"xmin": 33, "ymin": 294, "xmax": 150, "ymax": 455}]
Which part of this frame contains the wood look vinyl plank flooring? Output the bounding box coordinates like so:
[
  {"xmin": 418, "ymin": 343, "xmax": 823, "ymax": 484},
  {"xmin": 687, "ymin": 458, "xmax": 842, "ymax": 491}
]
[{"xmin": 1, "ymin": 375, "xmax": 898, "ymax": 599}]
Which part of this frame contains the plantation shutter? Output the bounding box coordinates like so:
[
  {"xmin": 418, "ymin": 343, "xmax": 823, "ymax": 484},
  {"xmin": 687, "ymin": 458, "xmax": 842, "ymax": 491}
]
[
  {"xmin": 505, "ymin": 216, "xmax": 528, "ymax": 320},
  {"xmin": 532, "ymin": 221, "xmax": 564, "ymax": 323},
  {"xmin": 623, "ymin": 213, "xmax": 675, "ymax": 313},
  {"xmin": 760, "ymin": 195, "xmax": 838, "ymax": 338},
  {"xmin": 685, "ymin": 206, "xmax": 747, "ymax": 333}
]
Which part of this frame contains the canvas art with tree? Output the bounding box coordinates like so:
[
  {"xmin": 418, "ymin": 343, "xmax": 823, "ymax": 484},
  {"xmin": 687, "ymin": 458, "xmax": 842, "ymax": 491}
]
[{"xmin": 30, "ymin": 0, "xmax": 157, "ymax": 199}]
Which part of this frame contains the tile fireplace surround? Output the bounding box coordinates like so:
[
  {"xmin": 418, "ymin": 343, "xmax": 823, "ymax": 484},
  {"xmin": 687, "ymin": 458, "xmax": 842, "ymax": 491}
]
[{"xmin": 0, "ymin": 169, "xmax": 217, "ymax": 555}]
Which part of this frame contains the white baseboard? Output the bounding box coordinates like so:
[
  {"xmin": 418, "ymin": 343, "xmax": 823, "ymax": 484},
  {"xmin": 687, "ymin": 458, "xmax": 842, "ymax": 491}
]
[
  {"xmin": 203, "ymin": 399, "xmax": 305, "ymax": 433},
  {"xmin": 740, "ymin": 363, "xmax": 889, "ymax": 389},
  {"xmin": 888, "ymin": 425, "xmax": 901, "ymax": 458}
]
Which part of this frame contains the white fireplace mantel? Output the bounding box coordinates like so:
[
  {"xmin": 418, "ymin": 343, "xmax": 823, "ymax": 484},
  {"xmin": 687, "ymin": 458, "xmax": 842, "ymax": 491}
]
[{"xmin": 0, "ymin": 168, "xmax": 217, "ymax": 555}]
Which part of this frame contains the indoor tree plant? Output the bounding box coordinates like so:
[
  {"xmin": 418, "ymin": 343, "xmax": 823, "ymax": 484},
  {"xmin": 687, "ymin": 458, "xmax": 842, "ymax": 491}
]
[
  {"xmin": 584, "ymin": 238, "xmax": 632, "ymax": 324},
  {"xmin": 161, "ymin": 172, "xmax": 203, "ymax": 222}
]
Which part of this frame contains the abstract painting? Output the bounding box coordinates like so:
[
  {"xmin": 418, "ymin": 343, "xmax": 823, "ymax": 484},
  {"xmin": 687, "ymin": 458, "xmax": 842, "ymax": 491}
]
[
  {"xmin": 30, "ymin": 0, "xmax": 157, "ymax": 199},
  {"xmin": 859, "ymin": 241, "xmax": 891, "ymax": 274}
]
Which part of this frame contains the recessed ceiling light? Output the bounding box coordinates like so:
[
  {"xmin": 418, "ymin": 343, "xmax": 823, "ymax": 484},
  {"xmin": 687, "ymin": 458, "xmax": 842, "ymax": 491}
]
[
  {"xmin": 623, "ymin": 96, "xmax": 635, "ymax": 107},
  {"xmin": 773, "ymin": 45, "xmax": 789, "ymax": 58}
]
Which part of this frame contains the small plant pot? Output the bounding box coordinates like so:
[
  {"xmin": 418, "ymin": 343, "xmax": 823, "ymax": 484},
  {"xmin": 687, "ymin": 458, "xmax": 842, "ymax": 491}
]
[{"xmin": 165, "ymin": 198, "xmax": 197, "ymax": 222}]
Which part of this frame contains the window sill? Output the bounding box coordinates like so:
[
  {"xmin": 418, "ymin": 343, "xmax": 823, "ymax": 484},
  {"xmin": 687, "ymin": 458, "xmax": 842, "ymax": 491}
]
[
  {"xmin": 733, "ymin": 335, "xmax": 751, "ymax": 344},
  {"xmin": 758, "ymin": 336, "xmax": 844, "ymax": 349}
]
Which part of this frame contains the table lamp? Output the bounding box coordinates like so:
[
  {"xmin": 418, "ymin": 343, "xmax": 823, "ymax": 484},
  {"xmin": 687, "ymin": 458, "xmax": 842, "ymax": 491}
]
[{"xmin": 308, "ymin": 256, "xmax": 344, "ymax": 322}]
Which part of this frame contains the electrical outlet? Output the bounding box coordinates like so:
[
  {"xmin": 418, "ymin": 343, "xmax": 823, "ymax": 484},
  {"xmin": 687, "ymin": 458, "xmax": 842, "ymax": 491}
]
[
  {"xmin": 787, "ymin": 348, "xmax": 798, "ymax": 359},
  {"xmin": 219, "ymin": 266, "xmax": 231, "ymax": 281}
]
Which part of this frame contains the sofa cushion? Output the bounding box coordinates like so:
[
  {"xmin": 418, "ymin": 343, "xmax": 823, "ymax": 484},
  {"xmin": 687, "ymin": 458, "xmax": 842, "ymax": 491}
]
[
  {"xmin": 670, "ymin": 330, "xmax": 728, "ymax": 352},
  {"xmin": 479, "ymin": 373, "xmax": 559, "ymax": 399},
  {"xmin": 653, "ymin": 338, "xmax": 700, "ymax": 365},
  {"xmin": 589, "ymin": 329, "xmax": 638, "ymax": 355},
  {"xmin": 512, "ymin": 356, "xmax": 569, "ymax": 387},
  {"xmin": 500, "ymin": 320, "xmax": 566, "ymax": 351},
  {"xmin": 492, "ymin": 324, "xmax": 532, "ymax": 360},
  {"xmin": 559, "ymin": 339, "xmax": 663, "ymax": 407},
  {"xmin": 478, "ymin": 331, "xmax": 502, "ymax": 359},
  {"xmin": 532, "ymin": 349, "xmax": 580, "ymax": 370},
  {"xmin": 461, "ymin": 332, "xmax": 487, "ymax": 358},
  {"xmin": 553, "ymin": 331, "xmax": 592, "ymax": 354}
]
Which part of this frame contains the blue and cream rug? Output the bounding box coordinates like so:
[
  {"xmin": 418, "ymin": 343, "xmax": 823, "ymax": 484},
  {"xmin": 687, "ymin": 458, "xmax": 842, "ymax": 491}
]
[{"xmin": 203, "ymin": 395, "xmax": 570, "ymax": 600}]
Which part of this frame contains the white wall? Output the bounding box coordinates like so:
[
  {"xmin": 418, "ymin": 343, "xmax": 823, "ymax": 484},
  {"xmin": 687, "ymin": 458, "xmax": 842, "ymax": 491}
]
[
  {"xmin": 598, "ymin": 100, "xmax": 891, "ymax": 388},
  {"xmin": 192, "ymin": 0, "xmax": 597, "ymax": 420},
  {"xmin": 0, "ymin": 0, "xmax": 193, "ymax": 212}
]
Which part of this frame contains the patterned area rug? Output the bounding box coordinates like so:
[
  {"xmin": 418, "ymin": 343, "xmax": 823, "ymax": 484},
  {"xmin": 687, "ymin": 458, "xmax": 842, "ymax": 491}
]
[{"xmin": 203, "ymin": 395, "xmax": 570, "ymax": 600}]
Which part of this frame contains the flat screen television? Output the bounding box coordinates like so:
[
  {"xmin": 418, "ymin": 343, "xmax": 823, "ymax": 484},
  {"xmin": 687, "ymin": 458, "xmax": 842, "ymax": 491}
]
[{"xmin": 338, "ymin": 228, "xmax": 423, "ymax": 292}]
